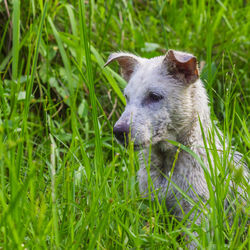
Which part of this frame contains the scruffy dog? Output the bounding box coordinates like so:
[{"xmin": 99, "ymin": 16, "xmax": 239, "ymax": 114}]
[{"xmin": 104, "ymin": 50, "xmax": 248, "ymax": 233}]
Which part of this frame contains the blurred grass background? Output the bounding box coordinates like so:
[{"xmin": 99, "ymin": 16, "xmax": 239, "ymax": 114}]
[{"xmin": 0, "ymin": 0, "xmax": 249, "ymax": 248}]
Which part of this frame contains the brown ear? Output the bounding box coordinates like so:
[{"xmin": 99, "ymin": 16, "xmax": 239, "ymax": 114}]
[
  {"xmin": 104, "ymin": 52, "xmax": 140, "ymax": 82},
  {"xmin": 164, "ymin": 50, "xmax": 199, "ymax": 84}
]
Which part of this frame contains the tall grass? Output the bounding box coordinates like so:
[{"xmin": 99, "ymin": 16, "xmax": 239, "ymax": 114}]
[{"xmin": 0, "ymin": 0, "xmax": 249, "ymax": 249}]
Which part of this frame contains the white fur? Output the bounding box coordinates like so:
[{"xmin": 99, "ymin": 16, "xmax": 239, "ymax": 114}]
[{"xmin": 106, "ymin": 50, "xmax": 248, "ymax": 223}]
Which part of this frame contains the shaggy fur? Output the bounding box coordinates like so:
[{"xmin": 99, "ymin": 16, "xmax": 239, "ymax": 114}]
[{"xmin": 105, "ymin": 50, "xmax": 248, "ymax": 227}]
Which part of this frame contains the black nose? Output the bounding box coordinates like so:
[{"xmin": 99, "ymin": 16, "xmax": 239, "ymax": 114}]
[{"xmin": 113, "ymin": 123, "xmax": 130, "ymax": 145}]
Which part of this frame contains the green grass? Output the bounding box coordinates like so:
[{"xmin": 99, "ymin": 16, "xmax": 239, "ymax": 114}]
[{"xmin": 0, "ymin": 0, "xmax": 249, "ymax": 249}]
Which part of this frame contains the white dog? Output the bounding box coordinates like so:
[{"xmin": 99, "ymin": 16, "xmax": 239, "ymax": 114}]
[{"xmin": 105, "ymin": 50, "xmax": 248, "ymax": 224}]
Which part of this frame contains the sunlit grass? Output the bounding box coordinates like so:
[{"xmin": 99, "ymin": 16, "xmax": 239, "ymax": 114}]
[{"xmin": 0, "ymin": 0, "xmax": 249, "ymax": 249}]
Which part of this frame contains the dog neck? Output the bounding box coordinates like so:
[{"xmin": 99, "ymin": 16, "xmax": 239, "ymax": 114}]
[
  {"xmin": 178, "ymin": 80, "xmax": 211, "ymax": 147},
  {"xmin": 153, "ymin": 80, "xmax": 212, "ymax": 155}
]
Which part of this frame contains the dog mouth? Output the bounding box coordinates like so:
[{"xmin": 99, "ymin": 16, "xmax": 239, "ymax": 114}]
[
  {"xmin": 124, "ymin": 140, "xmax": 150, "ymax": 151},
  {"xmin": 133, "ymin": 143, "xmax": 143, "ymax": 151},
  {"xmin": 118, "ymin": 141, "xmax": 142, "ymax": 151},
  {"xmin": 117, "ymin": 138, "xmax": 147, "ymax": 151}
]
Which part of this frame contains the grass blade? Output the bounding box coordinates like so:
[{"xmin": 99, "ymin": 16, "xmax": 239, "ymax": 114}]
[{"xmin": 79, "ymin": 0, "xmax": 103, "ymax": 174}]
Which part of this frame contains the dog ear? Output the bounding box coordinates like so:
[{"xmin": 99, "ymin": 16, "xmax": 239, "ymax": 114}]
[
  {"xmin": 104, "ymin": 52, "xmax": 140, "ymax": 82},
  {"xmin": 164, "ymin": 50, "xmax": 199, "ymax": 84}
]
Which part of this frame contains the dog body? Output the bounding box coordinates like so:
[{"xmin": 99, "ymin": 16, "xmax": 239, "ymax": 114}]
[{"xmin": 105, "ymin": 50, "xmax": 247, "ymax": 218}]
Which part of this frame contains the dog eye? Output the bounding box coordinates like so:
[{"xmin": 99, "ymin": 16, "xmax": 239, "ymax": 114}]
[{"xmin": 148, "ymin": 92, "xmax": 163, "ymax": 102}]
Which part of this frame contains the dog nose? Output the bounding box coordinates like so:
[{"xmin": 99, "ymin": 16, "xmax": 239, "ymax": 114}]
[{"xmin": 113, "ymin": 123, "xmax": 130, "ymax": 145}]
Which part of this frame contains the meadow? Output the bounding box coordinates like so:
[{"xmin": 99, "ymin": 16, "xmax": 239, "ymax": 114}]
[{"xmin": 0, "ymin": 0, "xmax": 249, "ymax": 249}]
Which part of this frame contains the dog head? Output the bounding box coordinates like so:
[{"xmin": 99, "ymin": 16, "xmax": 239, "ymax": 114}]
[{"xmin": 105, "ymin": 50, "xmax": 199, "ymax": 150}]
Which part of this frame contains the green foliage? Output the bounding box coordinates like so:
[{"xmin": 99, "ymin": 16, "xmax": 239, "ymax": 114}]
[{"xmin": 0, "ymin": 0, "xmax": 249, "ymax": 249}]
